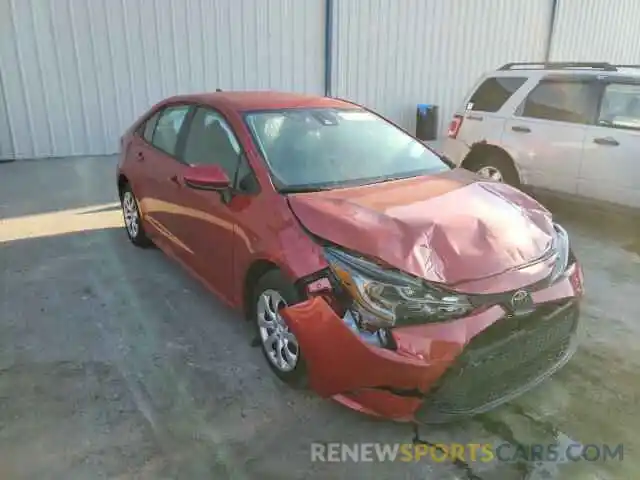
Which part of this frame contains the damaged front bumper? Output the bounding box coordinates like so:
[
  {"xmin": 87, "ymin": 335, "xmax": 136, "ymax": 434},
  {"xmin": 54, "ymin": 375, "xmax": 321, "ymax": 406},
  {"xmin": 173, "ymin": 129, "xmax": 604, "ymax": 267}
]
[{"xmin": 280, "ymin": 263, "xmax": 584, "ymax": 423}]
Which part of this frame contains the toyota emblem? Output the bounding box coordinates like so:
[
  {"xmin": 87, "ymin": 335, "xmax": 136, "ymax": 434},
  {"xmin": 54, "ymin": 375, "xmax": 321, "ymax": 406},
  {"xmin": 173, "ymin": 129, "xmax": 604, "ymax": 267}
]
[{"xmin": 510, "ymin": 289, "xmax": 532, "ymax": 311}]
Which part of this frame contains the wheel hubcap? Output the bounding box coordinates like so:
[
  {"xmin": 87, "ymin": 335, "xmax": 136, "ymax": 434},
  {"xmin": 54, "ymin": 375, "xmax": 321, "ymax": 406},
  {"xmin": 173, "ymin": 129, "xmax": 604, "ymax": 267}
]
[
  {"xmin": 477, "ymin": 165, "xmax": 504, "ymax": 182},
  {"xmin": 122, "ymin": 191, "xmax": 139, "ymax": 238},
  {"xmin": 257, "ymin": 289, "xmax": 299, "ymax": 372}
]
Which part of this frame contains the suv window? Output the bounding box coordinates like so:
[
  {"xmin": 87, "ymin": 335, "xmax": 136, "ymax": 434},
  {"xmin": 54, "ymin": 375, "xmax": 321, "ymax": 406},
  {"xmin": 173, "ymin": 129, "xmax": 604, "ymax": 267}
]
[
  {"xmin": 152, "ymin": 105, "xmax": 190, "ymax": 155},
  {"xmin": 598, "ymin": 83, "xmax": 640, "ymax": 130},
  {"xmin": 467, "ymin": 77, "xmax": 527, "ymax": 112},
  {"xmin": 142, "ymin": 112, "xmax": 160, "ymax": 143},
  {"xmin": 182, "ymin": 107, "xmax": 242, "ymax": 179},
  {"xmin": 521, "ymin": 81, "xmax": 598, "ymax": 124}
]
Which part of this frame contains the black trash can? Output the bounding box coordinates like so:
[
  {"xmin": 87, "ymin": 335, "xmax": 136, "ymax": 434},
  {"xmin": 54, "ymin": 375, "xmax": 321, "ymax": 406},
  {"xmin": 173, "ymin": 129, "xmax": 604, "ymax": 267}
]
[{"xmin": 416, "ymin": 104, "xmax": 438, "ymax": 141}]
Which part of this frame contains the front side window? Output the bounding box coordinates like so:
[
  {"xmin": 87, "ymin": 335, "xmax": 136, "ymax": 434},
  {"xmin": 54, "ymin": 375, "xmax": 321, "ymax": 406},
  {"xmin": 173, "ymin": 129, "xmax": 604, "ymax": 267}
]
[
  {"xmin": 467, "ymin": 77, "xmax": 527, "ymax": 112},
  {"xmin": 245, "ymin": 108, "xmax": 449, "ymax": 191},
  {"xmin": 182, "ymin": 108, "xmax": 242, "ymax": 179},
  {"xmin": 152, "ymin": 105, "xmax": 190, "ymax": 155},
  {"xmin": 521, "ymin": 81, "xmax": 598, "ymax": 124},
  {"xmin": 598, "ymin": 83, "xmax": 640, "ymax": 130}
]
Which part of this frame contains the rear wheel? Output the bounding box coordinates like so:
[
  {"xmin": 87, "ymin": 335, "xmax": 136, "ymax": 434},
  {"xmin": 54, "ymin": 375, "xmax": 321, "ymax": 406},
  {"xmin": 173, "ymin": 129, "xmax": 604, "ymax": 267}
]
[
  {"xmin": 466, "ymin": 150, "xmax": 520, "ymax": 187},
  {"xmin": 252, "ymin": 270, "xmax": 307, "ymax": 387},
  {"xmin": 120, "ymin": 184, "xmax": 152, "ymax": 247}
]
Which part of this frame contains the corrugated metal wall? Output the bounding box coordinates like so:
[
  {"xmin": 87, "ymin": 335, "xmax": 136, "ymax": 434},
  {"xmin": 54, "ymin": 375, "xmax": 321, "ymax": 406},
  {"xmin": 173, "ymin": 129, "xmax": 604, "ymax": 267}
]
[
  {"xmin": 0, "ymin": 0, "xmax": 325, "ymax": 159},
  {"xmin": 550, "ymin": 0, "xmax": 640, "ymax": 63},
  {"xmin": 331, "ymin": 0, "xmax": 552, "ymax": 135},
  {"xmin": 3, "ymin": 0, "xmax": 640, "ymax": 160},
  {"xmin": 0, "ymin": 68, "xmax": 13, "ymax": 160}
]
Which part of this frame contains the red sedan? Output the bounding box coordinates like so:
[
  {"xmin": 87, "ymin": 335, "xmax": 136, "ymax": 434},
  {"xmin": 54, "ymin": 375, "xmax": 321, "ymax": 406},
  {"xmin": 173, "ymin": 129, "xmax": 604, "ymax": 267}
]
[{"xmin": 117, "ymin": 91, "xmax": 584, "ymax": 423}]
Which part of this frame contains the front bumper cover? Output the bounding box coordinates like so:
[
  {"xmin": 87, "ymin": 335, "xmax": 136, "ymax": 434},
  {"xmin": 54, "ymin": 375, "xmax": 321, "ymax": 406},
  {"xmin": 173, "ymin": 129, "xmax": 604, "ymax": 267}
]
[{"xmin": 280, "ymin": 262, "xmax": 584, "ymax": 423}]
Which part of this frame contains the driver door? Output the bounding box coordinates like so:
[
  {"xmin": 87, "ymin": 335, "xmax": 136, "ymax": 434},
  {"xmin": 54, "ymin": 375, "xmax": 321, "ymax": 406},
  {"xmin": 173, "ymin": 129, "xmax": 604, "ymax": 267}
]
[{"xmin": 165, "ymin": 107, "xmax": 244, "ymax": 302}]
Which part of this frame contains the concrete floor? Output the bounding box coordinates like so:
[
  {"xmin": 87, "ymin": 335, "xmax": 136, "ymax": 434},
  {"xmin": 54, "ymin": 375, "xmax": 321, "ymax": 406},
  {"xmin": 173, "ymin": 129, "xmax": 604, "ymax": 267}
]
[{"xmin": 1, "ymin": 156, "xmax": 639, "ymax": 480}]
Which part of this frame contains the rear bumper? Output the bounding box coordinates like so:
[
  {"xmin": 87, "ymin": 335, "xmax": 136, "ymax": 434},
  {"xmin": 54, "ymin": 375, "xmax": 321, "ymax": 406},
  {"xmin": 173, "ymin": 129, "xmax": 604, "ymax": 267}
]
[{"xmin": 281, "ymin": 263, "xmax": 584, "ymax": 422}]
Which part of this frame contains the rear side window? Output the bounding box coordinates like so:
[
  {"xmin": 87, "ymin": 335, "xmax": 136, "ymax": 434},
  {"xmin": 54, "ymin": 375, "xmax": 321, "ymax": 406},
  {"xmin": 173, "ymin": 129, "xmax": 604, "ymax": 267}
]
[
  {"xmin": 521, "ymin": 81, "xmax": 598, "ymax": 124},
  {"xmin": 142, "ymin": 112, "xmax": 160, "ymax": 143},
  {"xmin": 467, "ymin": 77, "xmax": 527, "ymax": 112},
  {"xmin": 152, "ymin": 105, "xmax": 190, "ymax": 155}
]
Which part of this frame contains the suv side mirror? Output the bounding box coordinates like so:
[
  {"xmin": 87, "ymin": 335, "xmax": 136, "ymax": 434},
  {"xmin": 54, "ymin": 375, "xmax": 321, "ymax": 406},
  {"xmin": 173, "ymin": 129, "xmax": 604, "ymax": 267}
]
[{"xmin": 183, "ymin": 165, "xmax": 231, "ymax": 191}]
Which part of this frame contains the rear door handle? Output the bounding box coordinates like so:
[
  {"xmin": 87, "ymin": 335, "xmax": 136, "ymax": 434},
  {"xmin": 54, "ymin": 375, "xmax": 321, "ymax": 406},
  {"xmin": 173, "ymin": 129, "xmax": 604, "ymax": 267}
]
[
  {"xmin": 593, "ymin": 136, "xmax": 619, "ymax": 146},
  {"xmin": 511, "ymin": 125, "xmax": 531, "ymax": 133},
  {"xmin": 169, "ymin": 175, "xmax": 181, "ymax": 186},
  {"xmin": 466, "ymin": 114, "xmax": 483, "ymax": 121}
]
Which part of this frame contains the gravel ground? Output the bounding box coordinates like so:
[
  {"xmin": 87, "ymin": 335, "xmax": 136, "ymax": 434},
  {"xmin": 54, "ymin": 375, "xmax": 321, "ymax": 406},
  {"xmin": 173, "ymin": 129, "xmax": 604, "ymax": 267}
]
[{"xmin": 1, "ymin": 156, "xmax": 639, "ymax": 479}]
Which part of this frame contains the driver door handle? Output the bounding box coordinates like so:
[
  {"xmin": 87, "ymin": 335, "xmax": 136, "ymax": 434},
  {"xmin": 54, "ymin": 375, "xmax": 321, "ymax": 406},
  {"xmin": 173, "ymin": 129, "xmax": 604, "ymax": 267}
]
[
  {"xmin": 511, "ymin": 125, "xmax": 531, "ymax": 133},
  {"xmin": 169, "ymin": 175, "xmax": 181, "ymax": 186}
]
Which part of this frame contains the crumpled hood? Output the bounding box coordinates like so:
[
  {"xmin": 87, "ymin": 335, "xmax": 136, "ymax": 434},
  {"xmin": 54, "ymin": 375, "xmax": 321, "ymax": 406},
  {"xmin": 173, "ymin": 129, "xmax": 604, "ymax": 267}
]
[{"xmin": 287, "ymin": 169, "xmax": 555, "ymax": 286}]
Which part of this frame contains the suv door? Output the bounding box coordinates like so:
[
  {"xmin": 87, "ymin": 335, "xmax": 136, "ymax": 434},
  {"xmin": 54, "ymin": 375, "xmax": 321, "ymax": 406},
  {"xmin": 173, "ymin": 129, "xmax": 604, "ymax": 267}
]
[
  {"xmin": 456, "ymin": 76, "xmax": 528, "ymax": 145},
  {"xmin": 501, "ymin": 77, "xmax": 600, "ymax": 194},
  {"xmin": 580, "ymin": 81, "xmax": 640, "ymax": 208},
  {"xmin": 168, "ymin": 106, "xmax": 247, "ymax": 302}
]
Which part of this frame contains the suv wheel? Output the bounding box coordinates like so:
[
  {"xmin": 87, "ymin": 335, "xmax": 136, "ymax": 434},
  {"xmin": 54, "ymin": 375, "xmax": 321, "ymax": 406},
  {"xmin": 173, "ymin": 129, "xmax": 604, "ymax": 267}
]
[{"xmin": 468, "ymin": 152, "xmax": 520, "ymax": 187}]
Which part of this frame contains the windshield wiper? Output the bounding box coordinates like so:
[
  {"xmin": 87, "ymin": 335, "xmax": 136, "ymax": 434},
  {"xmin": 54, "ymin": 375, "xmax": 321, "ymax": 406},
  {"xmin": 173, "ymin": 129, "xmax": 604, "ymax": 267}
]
[{"xmin": 279, "ymin": 185, "xmax": 332, "ymax": 194}]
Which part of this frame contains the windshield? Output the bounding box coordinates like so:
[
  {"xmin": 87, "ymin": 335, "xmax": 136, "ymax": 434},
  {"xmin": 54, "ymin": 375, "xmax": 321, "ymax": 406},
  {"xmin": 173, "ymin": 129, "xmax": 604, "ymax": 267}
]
[{"xmin": 245, "ymin": 108, "xmax": 450, "ymax": 191}]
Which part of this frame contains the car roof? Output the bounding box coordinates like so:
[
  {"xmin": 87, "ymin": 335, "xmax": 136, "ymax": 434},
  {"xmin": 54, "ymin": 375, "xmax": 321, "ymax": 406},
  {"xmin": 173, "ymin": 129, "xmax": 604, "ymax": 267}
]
[{"xmin": 165, "ymin": 91, "xmax": 356, "ymax": 112}]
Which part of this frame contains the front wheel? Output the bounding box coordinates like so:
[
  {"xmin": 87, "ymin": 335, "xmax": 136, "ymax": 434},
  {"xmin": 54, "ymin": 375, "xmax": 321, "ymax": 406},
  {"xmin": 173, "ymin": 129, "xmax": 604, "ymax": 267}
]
[
  {"xmin": 252, "ymin": 270, "xmax": 307, "ymax": 387},
  {"xmin": 468, "ymin": 152, "xmax": 520, "ymax": 187}
]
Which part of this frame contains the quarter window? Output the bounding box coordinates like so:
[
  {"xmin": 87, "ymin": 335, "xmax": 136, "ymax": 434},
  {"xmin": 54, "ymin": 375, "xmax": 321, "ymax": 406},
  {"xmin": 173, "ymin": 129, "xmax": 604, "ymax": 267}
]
[
  {"xmin": 598, "ymin": 83, "xmax": 640, "ymax": 130},
  {"xmin": 182, "ymin": 108, "xmax": 242, "ymax": 180},
  {"xmin": 151, "ymin": 105, "xmax": 190, "ymax": 155},
  {"xmin": 142, "ymin": 111, "xmax": 160, "ymax": 143},
  {"xmin": 521, "ymin": 81, "xmax": 598, "ymax": 124},
  {"xmin": 467, "ymin": 77, "xmax": 527, "ymax": 112}
]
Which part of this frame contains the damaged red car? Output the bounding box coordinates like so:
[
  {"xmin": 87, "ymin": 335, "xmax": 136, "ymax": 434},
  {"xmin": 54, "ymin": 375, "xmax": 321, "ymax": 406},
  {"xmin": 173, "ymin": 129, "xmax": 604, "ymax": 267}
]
[{"xmin": 117, "ymin": 91, "xmax": 584, "ymax": 423}]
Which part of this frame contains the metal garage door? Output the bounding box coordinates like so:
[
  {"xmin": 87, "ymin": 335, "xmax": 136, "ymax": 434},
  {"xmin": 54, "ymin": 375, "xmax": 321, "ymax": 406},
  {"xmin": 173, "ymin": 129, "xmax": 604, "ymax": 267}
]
[
  {"xmin": 329, "ymin": 0, "xmax": 553, "ymax": 135},
  {"xmin": 0, "ymin": 0, "xmax": 325, "ymax": 160}
]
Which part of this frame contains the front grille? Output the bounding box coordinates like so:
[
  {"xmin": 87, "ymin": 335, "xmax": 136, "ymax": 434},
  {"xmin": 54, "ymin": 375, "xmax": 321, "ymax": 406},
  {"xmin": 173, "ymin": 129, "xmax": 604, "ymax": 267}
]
[{"xmin": 417, "ymin": 301, "xmax": 578, "ymax": 422}]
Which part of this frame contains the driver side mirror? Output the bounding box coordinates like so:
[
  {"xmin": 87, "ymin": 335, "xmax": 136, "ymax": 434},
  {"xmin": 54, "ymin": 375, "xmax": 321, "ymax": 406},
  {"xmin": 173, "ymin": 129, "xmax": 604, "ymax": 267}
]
[{"xmin": 183, "ymin": 164, "xmax": 231, "ymax": 191}]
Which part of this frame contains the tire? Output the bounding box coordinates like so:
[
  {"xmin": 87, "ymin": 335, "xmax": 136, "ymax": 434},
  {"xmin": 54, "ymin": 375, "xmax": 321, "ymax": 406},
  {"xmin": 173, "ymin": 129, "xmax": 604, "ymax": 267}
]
[
  {"xmin": 251, "ymin": 270, "xmax": 307, "ymax": 387},
  {"xmin": 467, "ymin": 151, "xmax": 520, "ymax": 187},
  {"xmin": 120, "ymin": 184, "xmax": 153, "ymax": 248}
]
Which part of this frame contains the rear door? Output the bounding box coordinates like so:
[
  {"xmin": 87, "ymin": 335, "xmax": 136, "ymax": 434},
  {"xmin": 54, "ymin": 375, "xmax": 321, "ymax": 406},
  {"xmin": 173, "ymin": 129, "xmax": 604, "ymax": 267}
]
[
  {"xmin": 580, "ymin": 80, "xmax": 640, "ymax": 208},
  {"xmin": 455, "ymin": 76, "xmax": 527, "ymax": 146},
  {"xmin": 500, "ymin": 77, "xmax": 600, "ymax": 194},
  {"xmin": 125, "ymin": 110, "xmax": 161, "ymax": 200},
  {"xmin": 140, "ymin": 104, "xmax": 192, "ymax": 250}
]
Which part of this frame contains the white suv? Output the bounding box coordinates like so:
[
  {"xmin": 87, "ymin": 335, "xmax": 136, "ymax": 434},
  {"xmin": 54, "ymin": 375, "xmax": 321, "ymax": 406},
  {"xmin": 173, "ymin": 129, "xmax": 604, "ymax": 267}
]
[{"xmin": 441, "ymin": 62, "xmax": 640, "ymax": 209}]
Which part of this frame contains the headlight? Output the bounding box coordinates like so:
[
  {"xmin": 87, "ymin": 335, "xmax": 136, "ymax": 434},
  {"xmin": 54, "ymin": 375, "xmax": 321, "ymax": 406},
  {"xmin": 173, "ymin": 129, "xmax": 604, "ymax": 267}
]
[
  {"xmin": 324, "ymin": 247, "xmax": 472, "ymax": 328},
  {"xmin": 549, "ymin": 223, "xmax": 570, "ymax": 284}
]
